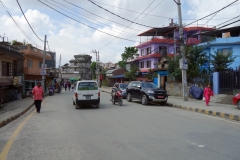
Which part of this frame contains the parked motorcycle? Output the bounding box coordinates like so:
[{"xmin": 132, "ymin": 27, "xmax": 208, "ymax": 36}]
[
  {"xmin": 48, "ymin": 86, "xmax": 55, "ymax": 96},
  {"xmin": 111, "ymin": 89, "xmax": 123, "ymax": 106}
]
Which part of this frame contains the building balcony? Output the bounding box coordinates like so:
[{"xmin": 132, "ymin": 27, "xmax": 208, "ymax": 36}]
[
  {"xmin": 21, "ymin": 46, "xmax": 51, "ymax": 60},
  {"xmin": 24, "ymin": 67, "xmax": 40, "ymax": 75},
  {"xmin": 187, "ymin": 38, "xmax": 200, "ymax": 45}
]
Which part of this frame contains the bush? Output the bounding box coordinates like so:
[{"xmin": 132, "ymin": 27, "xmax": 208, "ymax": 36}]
[{"xmin": 102, "ymin": 79, "xmax": 108, "ymax": 87}]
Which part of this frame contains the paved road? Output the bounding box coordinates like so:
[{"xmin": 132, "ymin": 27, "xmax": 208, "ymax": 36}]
[{"xmin": 0, "ymin": 91, "xmax": 240, "ymax": 160}]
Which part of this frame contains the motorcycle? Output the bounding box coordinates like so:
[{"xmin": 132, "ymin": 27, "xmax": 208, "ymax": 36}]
[
  {"xmin": 111, "ymin": 89, "xmax": 123, "ymax": 106},
  {"xmin": 48, "ymin": 86, "xmax": 55, "ymax": 96}
]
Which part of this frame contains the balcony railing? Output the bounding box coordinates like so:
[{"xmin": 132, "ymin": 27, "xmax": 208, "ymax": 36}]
[{"xmin": 187, "ymin": 38, "xmax": 200, "ymax": 45}]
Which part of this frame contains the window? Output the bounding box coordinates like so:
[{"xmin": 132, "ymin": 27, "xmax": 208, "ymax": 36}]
[
  {"xmin": 38, "ymin": 62, "xmax": 42, "ymax": 68},
  {"xmin": 2, "ymin": 61, "xmax": 13, "ymax": 76},
  {"xmin": 140, "ymin": 62, "xmax": 144, "ymax": 68},
  {"xmin": 78, "ymin": 82, "xmax": 98, "ymax": 90},
  {"xmin": 146, "ymin": 47, "xmax": 151, "ymax": 55},
  {"xmin": 159, "ymin": 46, "xmax": 167, "ymax": 56},
  {"xmin": 13, "ymin": 61, "xmax": 17, "ymax": 76},
  {"xmin": 217, "ymin": 48, "xmax": 232, "ymax": 56},
  {"xmin": 176, "ymin": 47, "xmax": 180, "ymax": 55},
  {"xmin": 146, "ymin": 60, "xmax": 151, "ymax": 68},
  {"xmin": 27, "ymin": 59, "xmax": 32, "ymax": 68},
  {"xmin": 141, "ymin": 49, "xmax": 144, "ymax": 56}
]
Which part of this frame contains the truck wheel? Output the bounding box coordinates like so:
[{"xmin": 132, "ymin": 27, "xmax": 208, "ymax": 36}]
[
  {"xmin": 141, "ymin": 95, "xmax": 148, "ymax": 105},
  {"xmin": 127, "ymin": 93, "xmax": 132, "ymax": 102}
]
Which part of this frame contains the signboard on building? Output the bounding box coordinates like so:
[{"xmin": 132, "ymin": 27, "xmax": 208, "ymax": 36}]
[
  {"xmin": 13, "ymin": 76, "xmax": 23, "ymax": 85},
  {"xmin": 40, "ymin": 68, "xmax": 46, "ymax": 75}
]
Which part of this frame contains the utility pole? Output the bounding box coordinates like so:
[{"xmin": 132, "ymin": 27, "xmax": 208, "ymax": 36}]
[
  {"xmin": 175, "ymin": 0, "xmax": 188, "ymax": 101},
  {"xmin": 42, "ymin": 35, "xmax": 47, "ymax": 91},
  {"xmin": 91, "ymin": 50, "xmax": 100, "ymax": 86},
  {"xmin": 59, "ymin": 54, "xmax": 62, "ymax": 79}
]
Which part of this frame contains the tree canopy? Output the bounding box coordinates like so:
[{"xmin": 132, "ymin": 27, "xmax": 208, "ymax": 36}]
[
  {"xmin": 118, "ymin": 46, "xmax": 138, "ymax": 68},
  {"xmin": 211, "ymin": 51, "xmax": 236, "ymax": 72}
]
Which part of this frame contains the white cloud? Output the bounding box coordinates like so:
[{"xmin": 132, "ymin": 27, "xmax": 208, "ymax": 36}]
[{"xmin": 0, "ymin": 0, "xmax": 239, "ymax": 66}]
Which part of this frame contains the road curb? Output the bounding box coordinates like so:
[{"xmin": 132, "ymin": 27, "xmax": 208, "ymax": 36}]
[
  {"xmin": 0, "ymin": 103, "xmax": 34, "ymax": 128},
  {"xmin": 0, "ymin": 94, "xmax": 48, "ymax": 128},
  {"xmin": 167, "ymin": 103, "xmax": 240, "ymax": 122},
  {"xmin": 100, "ymin": 89, "xmax": 240, "ymax": 122}
]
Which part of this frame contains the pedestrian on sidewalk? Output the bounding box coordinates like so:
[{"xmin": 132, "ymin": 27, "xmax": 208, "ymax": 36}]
[
  {"xmin": 32, "ymin": 81, "xmax": 44, "ymax": 113},
  {"xmin": 203, "ymin": 84, "xmax": 214, "ymax": 106}
]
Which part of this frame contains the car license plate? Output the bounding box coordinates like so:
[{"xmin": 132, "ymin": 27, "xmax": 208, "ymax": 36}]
[
  {"xmin": 158, "ymin": 96, "xmax": 164, "ymax": 98},
  {"xmin": 85, "ymin": 96, "xmax": 91, "ymax": 100}
]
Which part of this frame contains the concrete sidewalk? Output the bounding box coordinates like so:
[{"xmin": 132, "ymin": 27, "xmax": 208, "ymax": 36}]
[
  {"xmin": 100, "ymin": 87, "xmax": 240, "ymax": 121},
  {"xmin": 0, "ymin": 93, "xmax": 48, "ymax": 128}
]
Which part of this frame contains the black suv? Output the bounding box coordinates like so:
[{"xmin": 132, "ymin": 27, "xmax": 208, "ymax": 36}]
[{"xmin": 126, "ymin": 81, "xmax": 168, "ymax": 105}]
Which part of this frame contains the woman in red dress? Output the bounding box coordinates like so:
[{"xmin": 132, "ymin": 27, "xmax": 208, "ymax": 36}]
[{"xmin": 203, "ymin": 84, "xmax": 214, "ymax": 106}]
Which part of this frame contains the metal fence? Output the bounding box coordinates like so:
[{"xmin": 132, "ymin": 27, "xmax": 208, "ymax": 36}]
[{"xmin": 219, "ymin": 70, "xmax": 240, "ymax": 94}]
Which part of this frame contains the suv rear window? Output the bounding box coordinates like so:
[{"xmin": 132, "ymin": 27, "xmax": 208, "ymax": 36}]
[{"xmin": 78, "ymin": 82, "xmax": 98, "ymax": 90}]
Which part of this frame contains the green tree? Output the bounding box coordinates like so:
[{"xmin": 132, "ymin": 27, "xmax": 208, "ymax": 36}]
[
  {"xmin": 185, "ymin": 45, "xmax": 208, "ymax": 80},
  {"xmin": 118, "ymin": 46, "xmax": 138, "ymax": 68},
  {"xmin": 90, "ymin": 62, "xmax": 96, "ymax": 79},
  {"xmin": 211, "ymin": 51, "xmax": 236, "ymax": 72},
  {"xmin": 167, "ymin": 55, "xmax": 182, "ymax": 80},
  {"xmin": 124, "ymin": 65, "xmax": 139, "ymax": 81},
  {"xmin": 167, "ymin": 45, "xmax": 208, "ymax": 81}
]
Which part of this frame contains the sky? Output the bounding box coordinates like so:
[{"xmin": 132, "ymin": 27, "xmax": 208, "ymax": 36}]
[{"xmin": 0, "ymin": 0, "xmax": 239, "ymax": 67}]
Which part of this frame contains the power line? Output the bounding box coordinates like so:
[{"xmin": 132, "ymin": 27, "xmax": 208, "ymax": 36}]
[
  {"xmin": 37, "ymin": 0, "xmax": 137, "ymax": 42},
  {"xmin": 216, "ymin": 14, "xmax": 240, "ymax": 26},
  {"xmin": 45, "ymin": 0, "xmax": 137, "ymax": 38},
  {"xmin": 202, "ymin": 12, "xmax": 219, "ymax": 27},
  {"xmin": 0, "ymin": 0, "xmax": 38, "ymax": 46},
  {"xmin": 88, "ymin": 0, "xmax": 154, "ymax": 28},
  {"xmin": 16, "ymin": 0, "xmax": 44, "ymax": 42},
  {"xmin": 91, "ymin": 0, "xmax": 172, "ymax": 19},
  {"xmin": 63, "ymin": 0, "xmax": 142, "ymax": 32},
  {"xmin": 133, "ymin": 0, "xmax": 165, "ymax": 24},
  {"xmin": 217, "ymin": 19, "xmax": 240, "ymax": 29},
  {"xmin": 186, "ymin": 0, "xmax": 239, "ymax": 26},
  {"xmin": 97, "ymin": 0, "xmax": 156, "ymax": 50}
]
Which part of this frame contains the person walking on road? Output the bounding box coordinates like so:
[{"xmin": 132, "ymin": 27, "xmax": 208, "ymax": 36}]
[
  {"xmin": 32, "ymin": 81, "xmax": 44, "ymax": 113},
  {"xmin": 68, "ymin": 82, "xmax": 71, "ymax": 91},
  {"xmin": 203, "ymin": 84, "xmax": 214, "ymax": 106},
  {"xmin": 64, "ymin": 82, "xmax": 67, "ymax": 91}
]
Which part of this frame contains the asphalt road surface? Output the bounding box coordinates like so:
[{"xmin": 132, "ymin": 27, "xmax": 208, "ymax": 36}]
[{"xmin": 0, "ymin": 90, "xmax": 240, "ymax": 160}]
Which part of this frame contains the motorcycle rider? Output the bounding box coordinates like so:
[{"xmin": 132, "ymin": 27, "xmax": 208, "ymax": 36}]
[{"xmin": 111, "ymin": 84, "xmax": 119, "ymax": 101}]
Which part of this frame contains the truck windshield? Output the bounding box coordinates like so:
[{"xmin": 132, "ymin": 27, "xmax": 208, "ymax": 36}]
[{"xmin": 78, "ymin": 82, "xmax": 98, "ymax": 90}]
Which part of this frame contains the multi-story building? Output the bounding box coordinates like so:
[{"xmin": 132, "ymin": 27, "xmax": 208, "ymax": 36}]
[
  {"xmin": 135, "ymin": 25, "xmax": 213, "ymax": 87},
  {"xmin": 0, "ymin": 42, "xmax": 24, "ymax": 102},
  {"xmin": 61, "ymin": 54, "xmax": 92, "ymax": 82},
  {"xmin": 19, "ymin": 45, "xmax": 52, "ymax": 94}
]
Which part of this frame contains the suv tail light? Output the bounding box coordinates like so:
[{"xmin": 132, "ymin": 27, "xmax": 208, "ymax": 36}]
[
  {"xmin": 75, "ymin": 93, "xmax": 78, "ymax": 98},
  {"xmin": 98, "ymin": 92, "xmax": 100, "ymax": 97}
]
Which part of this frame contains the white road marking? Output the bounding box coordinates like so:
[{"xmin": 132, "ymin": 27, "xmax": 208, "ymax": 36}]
[{"xmin": 198, "ymin": 145, "xmax": 205, "ymax": 148}]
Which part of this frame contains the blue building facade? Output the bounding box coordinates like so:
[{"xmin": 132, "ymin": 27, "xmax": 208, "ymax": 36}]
[
  {"xmin": 198, "ymin": 26, "xmax": 240, "ymax": 94},
  {"xmin": 200, "ymin": 37, "xmax": 240, "ymax": 70}
]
